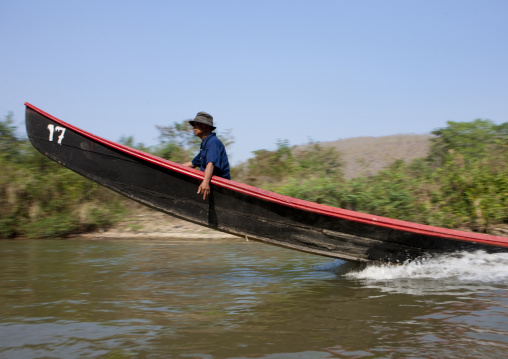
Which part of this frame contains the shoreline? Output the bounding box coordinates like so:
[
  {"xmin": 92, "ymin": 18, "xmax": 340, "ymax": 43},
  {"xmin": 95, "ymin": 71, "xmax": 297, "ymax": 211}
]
[{"xmin": 70, "ymin": 206, "xmax": 240, "ymax": 241}]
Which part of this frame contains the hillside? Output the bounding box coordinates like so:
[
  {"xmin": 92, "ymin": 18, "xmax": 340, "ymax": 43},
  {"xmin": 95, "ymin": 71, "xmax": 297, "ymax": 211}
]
[
  {"xmin": 234, "ymin": 134, "xmax": 433, "ymax": 182},
  {"xmin": 295, "ymin": 134, "xmax": 432, "ymax": 179},
  {"xmin": 301, "ymin": 134, "xmax": 432, "ymax": 179}
]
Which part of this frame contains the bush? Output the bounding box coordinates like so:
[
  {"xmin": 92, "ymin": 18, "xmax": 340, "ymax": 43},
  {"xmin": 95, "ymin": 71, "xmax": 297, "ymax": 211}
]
[{"xmin": 0, "ymin": 114, "xmax": 125, "ymax": 238}]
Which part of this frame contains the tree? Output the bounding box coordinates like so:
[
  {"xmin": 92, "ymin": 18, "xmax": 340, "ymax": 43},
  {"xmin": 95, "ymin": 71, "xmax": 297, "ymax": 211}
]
[
  {"xmin": 118, "ymin": 135, "xmax": 151, "ymax": 153},
  {"xmin": 154, "ymin": 119, "xmax": 234, "ymax": 163},
  {"xmin": 428, "ymin": 119, "xmax": 506, "ymax": 165},
  {"xmin": 238, "ymin": 139, "xmax": 344, "ymax": 191},
  {"xmin": 0, "ymin": 113, "xmax": 20, "ymax": 158},
  {"xmin": 0, "ymin": 114, "xmax": 125, "ymax": 238}
]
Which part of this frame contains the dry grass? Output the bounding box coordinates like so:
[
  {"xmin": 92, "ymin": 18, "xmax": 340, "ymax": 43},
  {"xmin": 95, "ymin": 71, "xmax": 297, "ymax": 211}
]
[{"xmin": 319, "ymin": 134, "xmax": 432, "ymax": 179}]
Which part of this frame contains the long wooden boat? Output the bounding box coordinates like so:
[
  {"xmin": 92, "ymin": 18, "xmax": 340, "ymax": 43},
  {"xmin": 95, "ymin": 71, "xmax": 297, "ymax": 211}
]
[{"xmin": 25, "ymin": 103, "xmax": 508, "ymax": 263}]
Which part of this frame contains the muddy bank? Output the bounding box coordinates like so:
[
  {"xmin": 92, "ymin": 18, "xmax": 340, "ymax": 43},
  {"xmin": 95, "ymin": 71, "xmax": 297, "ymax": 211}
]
[{"xmin": 72, "ymin": 206, "xmax": 239, "ymax": 240}]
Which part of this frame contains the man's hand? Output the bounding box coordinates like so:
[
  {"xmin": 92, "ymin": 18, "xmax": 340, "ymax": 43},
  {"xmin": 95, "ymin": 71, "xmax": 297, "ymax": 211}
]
[
  {"xmin": 197, "ymin": 162, "xmax": 215, "ymax": 200},
  {"xmin": 197, "ymin": 180, "xmax": 211, "ymax": 200}
]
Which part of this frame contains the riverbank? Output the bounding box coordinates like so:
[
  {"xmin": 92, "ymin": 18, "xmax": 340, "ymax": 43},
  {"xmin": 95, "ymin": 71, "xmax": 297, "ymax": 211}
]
[{"xmin": 71, "ymin": 205, "xmax": 239, "ymax": 240}]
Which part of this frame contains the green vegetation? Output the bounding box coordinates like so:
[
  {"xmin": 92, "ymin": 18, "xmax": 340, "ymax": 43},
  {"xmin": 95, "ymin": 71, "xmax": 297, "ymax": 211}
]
[
  {"xmin": 119, "ymin": 119, "xmax": 234, "ymax": 163},
  {"xmin": 152, "ymin": 120, "xmax": 234, "ymax": 163},
  {"xmin": 1, "ymin": 112, "xmax": 506, "ymax": 239},
  {"xmin": 0, "ymin": 116, "xmax": 234, "ymax": 239},
  {"xmin": 234, "ymin": 139, "xmax": 345, "ymax": 205},
  {"xmin": 0, "ymin": 114, "xmax": 125, "ymax": 238},
  {"xmin": 237, "ymin": 119, "xmax": 508, "ymax": 233}
]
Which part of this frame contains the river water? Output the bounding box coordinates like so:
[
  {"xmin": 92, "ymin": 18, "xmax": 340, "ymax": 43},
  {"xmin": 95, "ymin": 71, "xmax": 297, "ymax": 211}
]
[{"xmin": 1, "ymin": 238, "xmax": 507, "ymax": 358}]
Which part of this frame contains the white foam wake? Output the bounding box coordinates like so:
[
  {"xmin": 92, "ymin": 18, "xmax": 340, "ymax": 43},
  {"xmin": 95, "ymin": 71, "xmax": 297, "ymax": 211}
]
[{"xmin": 346, "ymin": 251, "xmax": 508, "ymax": 283}]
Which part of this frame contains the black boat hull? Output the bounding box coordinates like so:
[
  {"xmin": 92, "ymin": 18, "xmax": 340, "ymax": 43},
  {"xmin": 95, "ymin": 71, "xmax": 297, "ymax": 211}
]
[{"xmin": 25, "ymin": 103, "xmax": 508, "ymax": 263}]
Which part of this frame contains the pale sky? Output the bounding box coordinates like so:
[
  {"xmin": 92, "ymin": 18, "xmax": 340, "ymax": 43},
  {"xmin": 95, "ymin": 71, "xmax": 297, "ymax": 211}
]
[{"xmin": 1, "ymin": 0, "xmax": 507, "ymax": 164}]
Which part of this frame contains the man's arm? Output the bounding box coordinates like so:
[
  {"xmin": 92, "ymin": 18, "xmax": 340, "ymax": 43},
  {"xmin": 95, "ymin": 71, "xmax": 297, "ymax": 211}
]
[
  {"xmin": 183, "ymin": 162, "xmax": 196, "ymax": 168},
  {"xmin": 197, "ymin": 162, "xmax": 214, "ymax": 200}
]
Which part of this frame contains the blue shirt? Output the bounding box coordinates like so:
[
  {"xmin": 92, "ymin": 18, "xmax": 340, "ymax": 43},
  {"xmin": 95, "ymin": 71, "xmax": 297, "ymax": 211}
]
[{"xmin": 191, "ymin": 133, "xmax": 231, "ymax": 180}]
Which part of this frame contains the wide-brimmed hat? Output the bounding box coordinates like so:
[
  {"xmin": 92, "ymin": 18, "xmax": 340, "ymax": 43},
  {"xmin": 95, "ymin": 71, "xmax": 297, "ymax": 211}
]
[{"xmin": 189, "ymin": 111, "xmax": 216, "ymax": 130}]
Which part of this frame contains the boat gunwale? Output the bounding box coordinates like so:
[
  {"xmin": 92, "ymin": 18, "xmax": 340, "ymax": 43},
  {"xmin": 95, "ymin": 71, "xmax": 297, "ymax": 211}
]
[{"xmin": 25, "ymin": 102, "xmax": 508, "ymax": 248}]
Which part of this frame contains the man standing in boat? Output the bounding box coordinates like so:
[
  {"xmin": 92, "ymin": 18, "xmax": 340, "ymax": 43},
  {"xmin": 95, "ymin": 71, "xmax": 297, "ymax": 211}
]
[{"xmin": 183, "ymin": 112, "xmax": 231, "ymax": 200}]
